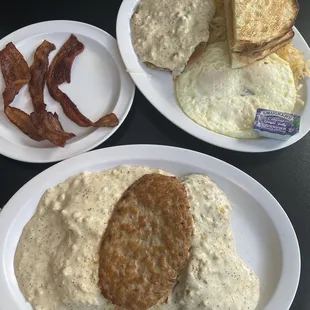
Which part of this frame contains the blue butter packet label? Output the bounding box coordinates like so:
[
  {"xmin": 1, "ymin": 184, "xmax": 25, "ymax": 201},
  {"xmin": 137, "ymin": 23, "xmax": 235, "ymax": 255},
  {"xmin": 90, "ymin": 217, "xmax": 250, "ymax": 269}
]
[{"xmin": 253, "ymin": 109, "xmax": 300, "ymax": 140}]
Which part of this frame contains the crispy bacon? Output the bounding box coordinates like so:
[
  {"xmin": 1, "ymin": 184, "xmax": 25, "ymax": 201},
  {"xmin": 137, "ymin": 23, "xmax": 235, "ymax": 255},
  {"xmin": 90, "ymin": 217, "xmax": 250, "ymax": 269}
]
[
  {"xmin": 47, "ymin": 34, "xmax": 119, "ymax": 128},
  {"xmin": 0, "ymin": 42, "xmax": 31, "ymax": 107},
  {"xmin": 29, "ymin": 40, "xmax": 56, "ymax": 112},
  {"xmin": 30, "ymin": 111, "xmax": 75, "ymax": 147},
  {"xmin": 93, "ymin": 113, "xmax": 119, "ymax": 127},
  {"xmin": 0, "ymin": 42, "xmax": 44, "ymax": 140},
  {"xmin": 29, "ymin": 40, "xmax": 75, "ymax": 147},
  {"xmin": 5, "ymin": 106, "xmax": 44, "ymax": 141}
]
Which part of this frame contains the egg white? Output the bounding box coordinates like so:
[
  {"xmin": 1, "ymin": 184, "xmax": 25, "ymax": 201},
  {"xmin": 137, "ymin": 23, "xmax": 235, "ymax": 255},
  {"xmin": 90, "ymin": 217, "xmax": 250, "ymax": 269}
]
[{"xmin": 175, "ymin": 41, "xmax": 296, "ymax": 138}]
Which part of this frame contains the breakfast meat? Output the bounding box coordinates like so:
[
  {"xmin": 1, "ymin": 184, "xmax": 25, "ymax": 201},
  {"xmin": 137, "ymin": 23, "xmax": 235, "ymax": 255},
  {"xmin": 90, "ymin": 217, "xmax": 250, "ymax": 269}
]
[
  {"xmin": 29, "ymin": 40, "xmax": 75, "ymax": 147},
  {"xmin": 30, "ymin": 111, "xmax": 75, "ymax": 147},
  {"xmin": 29, "ymin": 40, "xmax": 56, "ymax": 112},
  {"xmin": 0, "ymin": 42, "xmax": 43, "ymax": 140},
  {"xmin": 0, "ymin": 41, "xmax": 74, "ymax": 146},
  {"xmin": 46, "ymin": 35, "xmax": 88, "ymax": 126},
  {"xmin": 5, "ymin": 106, "xmax": 44, "ymax": 141},
  {"xmin": 0, "ymin": 42, "xmax": 30, "ymax": 107},
  {"xmin": 47, "ymin": 34, "xmax": 119, "ymax": 128},
  {"xmin": 99, "ymin": 173, "xmax": 193, "ymax": 310},
  {"xmin": 131, "ymin": 0, "xmax": 216, "ymax": 75}
]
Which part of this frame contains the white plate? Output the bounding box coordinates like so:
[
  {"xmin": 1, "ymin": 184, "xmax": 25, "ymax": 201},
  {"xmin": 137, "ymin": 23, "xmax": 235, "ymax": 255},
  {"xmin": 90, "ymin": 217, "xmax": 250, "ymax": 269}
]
[
  {"xmin": 116, "ymin": 0, "xmax": 310, "ymax": 152},
  {"xmin": 0, "ymin": 20, "xmax": 135, "ymax": 163},
  {"xmin": 0, "ymin": 145, "xmax": 300, "ymax": 310}
]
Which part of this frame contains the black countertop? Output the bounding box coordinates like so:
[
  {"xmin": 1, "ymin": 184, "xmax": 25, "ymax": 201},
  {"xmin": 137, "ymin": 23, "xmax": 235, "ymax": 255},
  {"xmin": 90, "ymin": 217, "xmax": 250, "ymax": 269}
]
[{"xmin": 0, "ymin": 0, "xmax": 309, "ymax": 309}]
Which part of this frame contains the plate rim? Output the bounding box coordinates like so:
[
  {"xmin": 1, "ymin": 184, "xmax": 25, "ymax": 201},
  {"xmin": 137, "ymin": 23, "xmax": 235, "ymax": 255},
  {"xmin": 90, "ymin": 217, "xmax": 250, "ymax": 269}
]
[
  {"xmin": 0, "ymin": 144, "xmax": 300, "ymax": 310},
  {"xmin": 116, "ymin": 0, "xmax": 310, "ymax": 153},
  {"xmin": 0, "ymin": 20, "xmax": 135, "ymax": 163}
]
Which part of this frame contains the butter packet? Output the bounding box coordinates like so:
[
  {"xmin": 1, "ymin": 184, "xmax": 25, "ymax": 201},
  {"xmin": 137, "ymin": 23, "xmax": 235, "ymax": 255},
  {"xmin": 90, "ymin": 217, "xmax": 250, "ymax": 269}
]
[{"xmin": 253, "ymin": 109, "xmax": 300, "ymax": 140}]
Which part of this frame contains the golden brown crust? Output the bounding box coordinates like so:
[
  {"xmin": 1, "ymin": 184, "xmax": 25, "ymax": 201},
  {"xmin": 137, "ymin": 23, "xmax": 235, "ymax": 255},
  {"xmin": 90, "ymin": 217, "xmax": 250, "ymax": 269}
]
[
  {"xmin": 233, "ymin": 0, "xmax": 299, "ymax": 44},
  {"xmin": 225, "ymin": 0, "xmax": 299, "ymax": 67},
  {"xmin": 99, "ymin": 173, "xmax": 193, "ymax": 310},
  {"xmin": 236, "ymin": 29, "xmax": 294, "ymax": 56},
  {"xmin": 231, "ymin": 30, "xmax": 294, "ymax": 68},
  {"xmin": 279, "ymin": 0, "xmax": 299, "ymax": 33}
]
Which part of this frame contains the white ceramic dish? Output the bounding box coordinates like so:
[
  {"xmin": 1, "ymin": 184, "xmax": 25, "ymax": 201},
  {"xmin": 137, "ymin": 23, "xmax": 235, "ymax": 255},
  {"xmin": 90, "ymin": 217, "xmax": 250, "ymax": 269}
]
[
  {"xmin": 0, "ymin": 145, "xmax": 300, "ymax": 310},
  {"xmin": 0, "ymin": 20, "xmax": 135, "ymax": 163},
  {"xmin": 116, "ymin": 0, "xmax": 310, "ymax": 152}
]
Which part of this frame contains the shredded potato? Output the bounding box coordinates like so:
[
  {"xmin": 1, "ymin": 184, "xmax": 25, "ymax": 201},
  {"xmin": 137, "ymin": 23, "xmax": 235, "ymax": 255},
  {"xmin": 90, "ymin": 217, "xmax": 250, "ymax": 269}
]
[
  {"xmin": 209, "ymin": 17, "xmax": 227, "ymax": 44},
  {"xmin": 276, "ymin": 44, "xmax": 310, "ymax": 109},
  {"xmin": 209, "ymin": 0, "xmax": 227, "ymax": 44},
  {"xmin": 276, "ymin": 43, "xmax": 310, "ymax": 86}
]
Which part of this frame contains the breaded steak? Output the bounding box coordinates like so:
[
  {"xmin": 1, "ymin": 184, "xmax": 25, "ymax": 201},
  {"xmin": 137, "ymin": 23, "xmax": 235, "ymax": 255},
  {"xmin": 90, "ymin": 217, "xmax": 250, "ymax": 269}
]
[{"xmin": 98, "ymin": 173, "xmax": 193, "ymax": 310}]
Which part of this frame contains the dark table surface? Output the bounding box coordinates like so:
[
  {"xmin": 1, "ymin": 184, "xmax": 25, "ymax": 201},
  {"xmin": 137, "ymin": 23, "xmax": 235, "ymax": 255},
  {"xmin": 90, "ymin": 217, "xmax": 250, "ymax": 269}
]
[{"xmin": 0, "ymin": 0, "xmax": 309, "ymax": 309}]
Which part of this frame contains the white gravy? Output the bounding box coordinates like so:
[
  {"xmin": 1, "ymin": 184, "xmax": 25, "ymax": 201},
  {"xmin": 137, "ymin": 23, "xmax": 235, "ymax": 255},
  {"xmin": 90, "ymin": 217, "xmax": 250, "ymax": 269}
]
[
  {"xmin": 14, "ymin": 166, "xmax": 169, "ymax": 310},
  {"xmin": 154, "ymin": 174, "xmax": 260, "ymax": 309},
  {"xmin": 131, "ymin": 0, "xmax": 215, "ymax": 75},
  {"xmin": 15, "ymin": 166, "xmax": 259, "ymax": 310}
]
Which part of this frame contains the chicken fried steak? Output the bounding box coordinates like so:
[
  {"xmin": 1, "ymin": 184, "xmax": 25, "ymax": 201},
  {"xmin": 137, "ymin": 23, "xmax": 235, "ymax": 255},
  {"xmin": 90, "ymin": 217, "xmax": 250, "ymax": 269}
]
[{"xmin": 99, "ymin": 173, "xmax": 193, "ymax": 310}]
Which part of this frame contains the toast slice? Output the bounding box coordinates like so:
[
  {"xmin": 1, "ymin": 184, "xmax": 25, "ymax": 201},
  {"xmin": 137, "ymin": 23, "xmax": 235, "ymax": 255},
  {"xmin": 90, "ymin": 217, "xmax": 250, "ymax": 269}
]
[
  {"xmin": 224, "ymin": 0, "xmax": 299, "ymax": 67},
  {"xmin": 231, "ymin": 29, "xmax": 295, "ymax": 67}
]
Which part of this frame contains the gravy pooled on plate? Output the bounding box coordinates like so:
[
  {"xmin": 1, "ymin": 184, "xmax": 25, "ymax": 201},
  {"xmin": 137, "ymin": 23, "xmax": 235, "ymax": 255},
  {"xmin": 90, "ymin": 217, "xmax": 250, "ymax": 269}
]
[{"xmin": 15, "ymin": 166, "xmax": 259, "ymax": 310}]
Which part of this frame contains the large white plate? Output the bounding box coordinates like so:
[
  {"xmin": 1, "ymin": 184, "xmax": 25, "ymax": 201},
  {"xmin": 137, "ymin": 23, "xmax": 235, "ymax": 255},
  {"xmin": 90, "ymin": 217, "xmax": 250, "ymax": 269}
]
[
  {"xmin": 116, "ymin": 0, "xmax": 310, "ymax": 152},
  {"xmin": 0, "ymin": 145, "xmax": 300, "ymax": 310},
  {"xmin": 0, "ymin": 20, "xmax": 135, "ymax": 163}
]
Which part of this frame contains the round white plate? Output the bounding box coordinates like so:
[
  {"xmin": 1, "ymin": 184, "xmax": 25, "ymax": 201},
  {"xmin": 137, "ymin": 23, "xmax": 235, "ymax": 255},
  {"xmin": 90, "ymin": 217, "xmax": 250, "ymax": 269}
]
[
  {"xmin": 0, "ymin": 145, "xmax": 300, "ymax": 310},
  {"xmin": 0, "ymin": 20, "xmax": 135, "ymax": 163},
  {"xmin": 116, "ymin": 0, "xmax": 310, "ymax": 152}
]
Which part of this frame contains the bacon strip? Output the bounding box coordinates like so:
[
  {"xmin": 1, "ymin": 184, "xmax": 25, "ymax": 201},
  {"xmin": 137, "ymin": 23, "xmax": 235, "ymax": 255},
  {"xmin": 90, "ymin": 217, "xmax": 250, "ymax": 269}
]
[
  {"xmin": 5, "ymin": 106, "xmax": 44, "ymax": 141},
  {"xmin": 0, "ymin": 43, "xmax": 30, "ymax": 107},
  {"xmin": 29, "ymin": 40, "xmax": 56, "ymax": 112},
  {"xmin": 0, "ymin": 43, "xmax": 43, "ymax": 141},
  {"xmin": 30, "ymin": 111, "xmax": 75, "ymax": 147},
  {"xmin": 29, "ymin": 40, "xmax": 75, "ymax": 147},
  {"xmin": 47, "ymin": 34, "xmax": 119, "ymax": 128}
]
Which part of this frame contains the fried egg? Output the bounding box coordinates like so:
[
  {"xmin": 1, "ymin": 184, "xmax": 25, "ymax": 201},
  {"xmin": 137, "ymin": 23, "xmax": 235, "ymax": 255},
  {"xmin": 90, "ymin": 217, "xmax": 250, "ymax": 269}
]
[{"xmin": 175, "ymin": 41, "xmax": 296, "ymax": 138}]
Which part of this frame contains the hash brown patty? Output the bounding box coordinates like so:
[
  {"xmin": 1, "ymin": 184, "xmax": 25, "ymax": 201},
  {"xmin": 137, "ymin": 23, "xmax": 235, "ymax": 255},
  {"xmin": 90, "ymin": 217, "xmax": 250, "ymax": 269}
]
[{"xmin": 99, "ymin": 173, "xmax": 193, "ymax": 310}]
